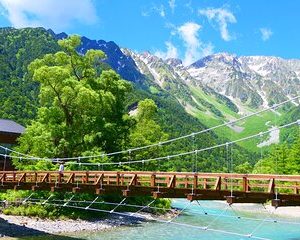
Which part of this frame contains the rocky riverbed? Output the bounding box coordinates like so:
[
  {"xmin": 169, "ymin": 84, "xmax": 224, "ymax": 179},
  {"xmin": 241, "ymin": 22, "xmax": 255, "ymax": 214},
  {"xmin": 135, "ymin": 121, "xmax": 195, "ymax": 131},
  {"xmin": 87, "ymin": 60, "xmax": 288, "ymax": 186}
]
[
  {"xmin": 0, "ymin": 213, "xmax": 150, "ymax": 239},
  {"xmin": 0, "ymin": 209, "xmax": 177, "ymax": 239}
]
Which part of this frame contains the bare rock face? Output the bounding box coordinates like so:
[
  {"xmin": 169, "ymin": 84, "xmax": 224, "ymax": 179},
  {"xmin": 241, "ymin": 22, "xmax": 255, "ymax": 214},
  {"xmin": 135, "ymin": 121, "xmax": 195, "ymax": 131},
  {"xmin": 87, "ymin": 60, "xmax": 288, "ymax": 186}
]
[{"xmin": 187, "ymin": 53, "xmax": 300, "ymax": 108}]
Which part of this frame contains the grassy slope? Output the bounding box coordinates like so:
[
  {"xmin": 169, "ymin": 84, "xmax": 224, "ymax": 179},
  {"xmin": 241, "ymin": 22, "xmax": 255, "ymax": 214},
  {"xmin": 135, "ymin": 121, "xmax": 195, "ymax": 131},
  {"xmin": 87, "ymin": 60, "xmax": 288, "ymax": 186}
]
[{"xmin": 188, "ymin": 86, "xmax": 281, "ymax": 152}]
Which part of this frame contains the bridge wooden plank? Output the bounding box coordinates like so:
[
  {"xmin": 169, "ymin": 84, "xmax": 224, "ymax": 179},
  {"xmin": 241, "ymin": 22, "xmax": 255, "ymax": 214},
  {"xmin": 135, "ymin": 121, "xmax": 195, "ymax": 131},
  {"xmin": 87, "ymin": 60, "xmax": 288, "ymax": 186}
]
[
  {"xmin": 41, "ymin": 173, "xmax": 49, "ymax": 183},
  {"xmin": 18, "ymin": 173, "xmax": 26, "ymax": 183},
  {"xmin": 268, "ymin": 178, "xmax": 275, "ymax": 193},
  {"xmin": 214, "ymin": 177, "xmax": 221, "ymax": 190},
  {"xmin": 94, "ymin": 173, "xmax": 104, "ymax": 185},
  {"xmin": 67, "ymin": 173, "xmax": 75, "ymax": 184},
  {"xmin": 0, "ymin": 173, "xmax": 6, "ymax": 181},
  {"xmin": 129, "ymin": 174, "xmax": 137, "ymax": 186},
  {"xmin": 167, "ymin": 175, "xmax": 176, "ymax": 188}
]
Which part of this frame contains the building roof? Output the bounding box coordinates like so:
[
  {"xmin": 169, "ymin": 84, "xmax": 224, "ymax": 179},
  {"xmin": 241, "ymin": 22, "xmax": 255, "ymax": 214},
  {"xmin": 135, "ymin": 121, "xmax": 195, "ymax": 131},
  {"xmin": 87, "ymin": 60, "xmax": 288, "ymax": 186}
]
[{"xmin": 0, "ymin": 119, "xmax": 25, "ymax": 135}]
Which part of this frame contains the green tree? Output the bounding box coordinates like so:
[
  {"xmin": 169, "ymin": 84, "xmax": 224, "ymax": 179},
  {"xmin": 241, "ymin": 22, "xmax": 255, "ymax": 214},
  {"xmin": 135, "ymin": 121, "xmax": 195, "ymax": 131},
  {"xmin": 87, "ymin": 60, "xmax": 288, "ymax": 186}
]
[
  {"xmin": 14, "ymin": 35, "xmax": 132, "ymax": 169},
  {"xmin": 0, "ymin": 27, "xmax": 61, "ymax": 125},
  {"xmin": 235, "ymin": 161, "xmax": 253, "ymax": 173},
  {"xmin": 252, "ymin": 135, "xmax": 300, "ymax": 175},
  {"xmin": 286, "ymin": 137, "xmax": 300, "ymax": 174},
  {"xmin": 128, "ymin": 99, "xmax": 168, "ymax": 170}
]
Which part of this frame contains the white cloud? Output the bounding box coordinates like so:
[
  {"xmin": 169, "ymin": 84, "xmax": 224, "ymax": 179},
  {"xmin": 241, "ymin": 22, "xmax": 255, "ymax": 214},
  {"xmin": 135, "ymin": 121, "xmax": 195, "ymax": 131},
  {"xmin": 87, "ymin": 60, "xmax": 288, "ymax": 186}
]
[
  {"xmin": 141, "ymin": 11, "xmax": 150, "ymax": 17},
  {"xmin": 142, "ymin": 4, "xmax": 165, "ymax": 18},
  {"xmin": 178, "ymin": 22, "xmax": 214, "ymax": 65},
  {"xmin": 185, "ymin": 1, "xmax": 194, "ymax": 13},
  {"xmin": 169, "ymin": 0, "xmax": 176, "ymax": 13},
  {"xmin": 0, "ymin": 0, "xmax": 98, "ymax": 32},
  {"xmin": 156, "ymin": 5, "xmax": 166, "ymax": 17},
  {"xmin": 260, "ymin": 28, "xmax": 273, "ymax": 41},
  {"xmin": 154, "ymin": 41, "xmax": 178, "ymax": 59},
  {"xmin": 199, "ymin": 7, "xmax": 236, "ymax": 41}
]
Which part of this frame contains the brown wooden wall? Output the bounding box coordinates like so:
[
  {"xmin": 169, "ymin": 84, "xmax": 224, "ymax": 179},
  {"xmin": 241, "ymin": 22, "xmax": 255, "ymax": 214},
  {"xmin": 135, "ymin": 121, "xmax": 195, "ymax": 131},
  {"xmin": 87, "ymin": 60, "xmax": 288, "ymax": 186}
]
[
  {"xmin": 0, "ymin": 157, "xmax": 15, "ymax": 171},
  {"xmin": 0, "ymin": 132, "xmax": 20, "ymax": 144}
]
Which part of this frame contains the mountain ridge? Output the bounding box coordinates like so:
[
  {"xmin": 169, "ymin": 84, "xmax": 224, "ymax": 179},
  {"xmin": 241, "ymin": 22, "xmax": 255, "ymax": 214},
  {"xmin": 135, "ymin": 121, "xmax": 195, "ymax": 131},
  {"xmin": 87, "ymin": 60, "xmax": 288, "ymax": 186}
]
[
  {"xmin": 1, "ymin": 27, "xmax": 299, "ymax": 152},
  {"xmin": 50, "ymin": 30, "xmax": 300, "ymax": 113}
]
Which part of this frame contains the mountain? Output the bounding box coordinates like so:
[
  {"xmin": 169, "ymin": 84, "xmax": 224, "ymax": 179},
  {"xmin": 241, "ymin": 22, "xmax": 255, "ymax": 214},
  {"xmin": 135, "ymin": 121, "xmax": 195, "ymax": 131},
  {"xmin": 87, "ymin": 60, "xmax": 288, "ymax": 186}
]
[
  {"xmin": 1, "ymin": 27, "xmax": 299, "ymax": 153},
  {"xmin": 78, "ymin": 36, "xmax": 145, "ymax": 84},
  {"xmin": 125, "ymin": 50, "xmax": 300, "ymax": 112},
  {"xmin": 49, "ymin": 31, "xmax": 300, "ymax": 116},
  {"xmin": 0, "ymin": 27, "xmax": 60, "ymax": 124},
  {"xmin": 120, "ymin": 50, "xmax": 300, "ymax": 151},
  {"xmin": 188, "ymin": 53, "xmax": 300, "ymax": 110},
  {"xmin": 0, "ymin": 27, "xmax": 224, "ymax": 160}
]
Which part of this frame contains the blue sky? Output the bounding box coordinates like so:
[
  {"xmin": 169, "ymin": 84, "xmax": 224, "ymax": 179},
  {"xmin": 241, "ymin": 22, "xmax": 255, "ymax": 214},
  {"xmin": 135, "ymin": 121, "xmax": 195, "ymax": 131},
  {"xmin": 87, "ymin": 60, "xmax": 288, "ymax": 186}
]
[{"xmin": 0, "ymin": 0, "xmax": 299, "ymax": 65}]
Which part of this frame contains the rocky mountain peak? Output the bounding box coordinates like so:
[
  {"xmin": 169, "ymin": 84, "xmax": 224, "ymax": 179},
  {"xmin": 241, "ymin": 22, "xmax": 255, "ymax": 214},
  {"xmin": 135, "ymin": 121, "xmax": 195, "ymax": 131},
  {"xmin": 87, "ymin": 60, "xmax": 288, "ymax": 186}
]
[{"xmin": 165, "ymin": 58, "xmax": 183, "ymax": 67}]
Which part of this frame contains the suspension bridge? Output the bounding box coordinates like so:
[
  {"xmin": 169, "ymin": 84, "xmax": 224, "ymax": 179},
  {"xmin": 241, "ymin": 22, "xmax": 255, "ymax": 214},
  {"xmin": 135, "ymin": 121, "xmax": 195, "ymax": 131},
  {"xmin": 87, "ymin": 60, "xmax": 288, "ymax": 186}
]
[
  {"xmin": 0, "ymin": 170, "xmax": 300, "ymax": 207},
  {"xmin": 0, "ymin": 96, "xmax": 300, "ymax": 239}
]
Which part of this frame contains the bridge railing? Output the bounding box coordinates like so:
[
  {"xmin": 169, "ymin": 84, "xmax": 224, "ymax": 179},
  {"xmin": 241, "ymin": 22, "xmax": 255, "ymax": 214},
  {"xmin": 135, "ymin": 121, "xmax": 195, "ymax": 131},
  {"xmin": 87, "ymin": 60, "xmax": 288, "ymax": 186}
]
[{"xmin": 1, "ymin": 171, "xmax": 300, "ymax": 195}]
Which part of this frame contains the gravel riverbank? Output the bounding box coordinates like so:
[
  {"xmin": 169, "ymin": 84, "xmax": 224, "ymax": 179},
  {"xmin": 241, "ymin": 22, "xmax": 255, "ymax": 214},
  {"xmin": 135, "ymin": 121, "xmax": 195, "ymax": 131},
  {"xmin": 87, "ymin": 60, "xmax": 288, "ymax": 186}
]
[
  {"xmin": 0, "ymin": 213, "xmax": 151, "ymax": 239},
  {"xmin": 0, "ymin": 210, "xmax": 176, "ymax": 239}
]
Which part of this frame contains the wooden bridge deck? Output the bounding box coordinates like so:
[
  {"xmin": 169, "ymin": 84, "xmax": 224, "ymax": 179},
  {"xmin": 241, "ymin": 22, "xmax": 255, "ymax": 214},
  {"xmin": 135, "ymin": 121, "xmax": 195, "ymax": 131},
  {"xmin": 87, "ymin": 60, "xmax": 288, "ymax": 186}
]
[{"xmin": 1, "ymin": 171, "xmax": 300, "ymax": 207}]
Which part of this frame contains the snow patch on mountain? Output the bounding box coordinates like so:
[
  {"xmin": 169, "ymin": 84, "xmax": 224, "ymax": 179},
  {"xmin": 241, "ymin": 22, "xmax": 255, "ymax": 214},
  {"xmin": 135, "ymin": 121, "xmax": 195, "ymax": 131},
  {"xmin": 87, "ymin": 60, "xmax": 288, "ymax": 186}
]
[{"xmin": 257, "ymin": 126, "xmax": 280, "ymax": 147}]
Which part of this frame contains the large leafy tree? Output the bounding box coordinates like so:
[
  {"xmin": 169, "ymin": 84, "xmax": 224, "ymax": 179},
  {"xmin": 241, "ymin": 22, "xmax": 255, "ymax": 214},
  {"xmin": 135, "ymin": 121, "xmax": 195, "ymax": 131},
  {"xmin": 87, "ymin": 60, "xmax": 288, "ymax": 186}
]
[
  {"xmin": 14, "ymin": 35, "xmax": 131, "ymax": 169},
  {"xmin": 128, "ymin": 99, "xmax": 168, "ymax": 170}
]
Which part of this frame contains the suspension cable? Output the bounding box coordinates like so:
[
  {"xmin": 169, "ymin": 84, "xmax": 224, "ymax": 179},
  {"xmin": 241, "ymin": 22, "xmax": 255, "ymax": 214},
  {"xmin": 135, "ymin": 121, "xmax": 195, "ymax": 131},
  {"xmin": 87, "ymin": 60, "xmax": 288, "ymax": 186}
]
[
  {"xmin": 19, "ymin": 197, "xmax": 271, "ymax": 240},
  {"xmin": 1, "ymin": 120, "xmax": 299, "ymax": 167},
  {"xmin": 1, "ymin": 96, "xmax": 299, "ymax": 161}
]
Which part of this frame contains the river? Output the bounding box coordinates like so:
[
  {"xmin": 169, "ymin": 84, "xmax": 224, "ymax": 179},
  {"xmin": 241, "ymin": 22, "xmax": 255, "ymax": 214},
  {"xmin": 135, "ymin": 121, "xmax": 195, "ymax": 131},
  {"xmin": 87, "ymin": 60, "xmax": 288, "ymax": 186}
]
[{"xmin": 73, "ymin": 199, "xmax": 300, "ymax": 240}]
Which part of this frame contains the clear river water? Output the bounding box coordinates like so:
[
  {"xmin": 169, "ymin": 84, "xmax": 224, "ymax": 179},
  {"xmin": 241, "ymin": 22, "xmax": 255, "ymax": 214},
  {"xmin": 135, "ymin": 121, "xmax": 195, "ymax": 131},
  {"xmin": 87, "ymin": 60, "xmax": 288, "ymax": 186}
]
[{"xmin": 73, "ymin": 199, "xmax": 300, "ymax": 240}]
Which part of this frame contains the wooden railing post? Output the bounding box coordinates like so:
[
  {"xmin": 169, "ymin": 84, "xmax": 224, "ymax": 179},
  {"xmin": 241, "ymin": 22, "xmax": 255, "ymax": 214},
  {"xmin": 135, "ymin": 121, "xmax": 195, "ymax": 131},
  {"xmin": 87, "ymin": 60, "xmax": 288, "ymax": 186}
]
[
  {"xmin": 58, "ymin": 172, "xmax": 62, "ymax": 183},
  {"xmin": 243, "ymin": 177, "xmax": 249, "ymax": 192},
  {"xmin": 121, "ymin": 174, "xmax": 124, "ymax": 186},
  {"xmin": 116, "ymin": 172, "xmax": 120, "ymax": 186},
  {"xmin": 42, "ymin": 173, "xmax": 49, "ymax": 183},
  {"xmin": 34, "ymin": 172, "xmax": 38, "ymax": 183},
  {"xmin": 295, "ymin": 182, "xmax": 299, "ymax": 194},
  {"xmin": 151, "ymin": 174, "xmax": 156, "ymax": 187},
  {"xmin": 268, "ymin": 178, "xmax": 275, "ymax": 194},
  {"xmin": 214, "ymin": 177, "xmax": 221, "ymax": 191},
  {"xmin": 85, "ymin": 172, "xmax": 89, "ymax": 183},
  {"xmin": 193, "ymin": 174, "xmax": 198, "ymax": 190},
  {"xmin": 184, "ymin": 175, "xmax": 189, "ymax": 188},
  {"xmin": 168, "ymin": 175, "xmax": 176, "ymax": 188},
  {"xmin": 0, "ymin": 173, "xmax": 6, "ymax": 182},
  {"xmin": 67, "ymin": 173, "xmax": 75, "ymax": 184},
  {"xmin": 203, "ymin": 178, "xmax": 207, "ymax": 189},
  {"xmin": 129, "ymin": 174, "xmax": 137, "ymax": 186}
]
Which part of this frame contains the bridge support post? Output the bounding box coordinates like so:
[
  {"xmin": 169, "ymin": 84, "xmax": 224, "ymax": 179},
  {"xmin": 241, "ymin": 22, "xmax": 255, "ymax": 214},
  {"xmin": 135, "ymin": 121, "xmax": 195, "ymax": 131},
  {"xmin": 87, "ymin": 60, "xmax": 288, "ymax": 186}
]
[
  {"xmin": 271, "ymin": 199, "xmax": 281, "ymax": 208},
  {"xmin": 226, "ymin": 195, "xmax": 236, "ymax": 205},
  {"xmin": 95, "ymin": 188, "xmax": 105, "ymax": 195}
]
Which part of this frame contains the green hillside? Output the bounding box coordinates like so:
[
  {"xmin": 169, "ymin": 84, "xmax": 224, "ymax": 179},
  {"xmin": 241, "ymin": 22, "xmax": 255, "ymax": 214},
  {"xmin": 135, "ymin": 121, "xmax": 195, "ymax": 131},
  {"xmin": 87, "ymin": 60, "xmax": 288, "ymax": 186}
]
[{"xmin": 183, "ymin": 85, "xmax": 298, "ymax": 152}]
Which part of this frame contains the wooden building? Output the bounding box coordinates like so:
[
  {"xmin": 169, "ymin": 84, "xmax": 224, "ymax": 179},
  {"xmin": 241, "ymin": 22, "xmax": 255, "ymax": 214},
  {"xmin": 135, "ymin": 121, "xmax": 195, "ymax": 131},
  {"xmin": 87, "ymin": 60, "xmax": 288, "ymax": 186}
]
[{"xmin": 0, "ymin": 119, "xmax": 25, "ymax": 170}]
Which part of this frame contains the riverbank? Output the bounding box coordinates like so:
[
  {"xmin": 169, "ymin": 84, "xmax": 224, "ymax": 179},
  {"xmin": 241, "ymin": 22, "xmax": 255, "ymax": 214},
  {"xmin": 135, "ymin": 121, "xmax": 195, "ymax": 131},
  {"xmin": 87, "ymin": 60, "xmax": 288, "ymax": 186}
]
[
  {"xmin": 0, "ymin": 210, "xmax": 176, "ymax": 239},
  {"xmin": 1, "ymin": 202, "xmax": 299, "ymax": 239},
  {"xmin": 0, "ymin": 213, "xmax": 148, "ymax": 239},
  {"xmin": 215, "ymin": 201, "xmax": 300, "ymax": 218}
]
